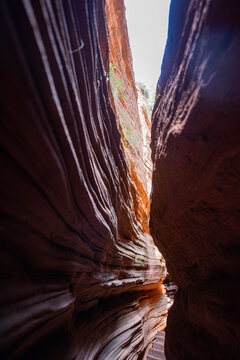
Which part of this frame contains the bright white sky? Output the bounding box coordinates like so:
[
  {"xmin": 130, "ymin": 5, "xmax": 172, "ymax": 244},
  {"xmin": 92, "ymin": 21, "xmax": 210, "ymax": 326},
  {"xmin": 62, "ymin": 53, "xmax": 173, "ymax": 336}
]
[{"xmin": 124, "ymin": 0, "xmax": 171, "ymax": 90}]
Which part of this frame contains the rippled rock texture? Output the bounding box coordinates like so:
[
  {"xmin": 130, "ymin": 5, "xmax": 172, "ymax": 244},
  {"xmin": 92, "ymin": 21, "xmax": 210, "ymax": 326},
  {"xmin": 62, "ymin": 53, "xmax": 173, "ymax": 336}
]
[
  {"xmin": 106, "ymin": 0, "xmax": 153, "ymax": 234},
  {"xmin": 151, "ymin": 0, "xmax": 240, "ymax": 359},
  {"xmin": 0, "ymin": 0, "xmax": 165, "ymax": 358}
]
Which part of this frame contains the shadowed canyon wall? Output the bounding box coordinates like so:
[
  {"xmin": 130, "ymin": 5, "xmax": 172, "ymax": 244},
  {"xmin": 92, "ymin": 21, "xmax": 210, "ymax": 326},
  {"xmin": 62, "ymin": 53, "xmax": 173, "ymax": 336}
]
[
  {"xmin": 151, "ymin": 0, "xmax": 240, "ymax": 359},
  {"xmin": 0, "ymin": 0, "xmax": 166, "ymax": 358}
]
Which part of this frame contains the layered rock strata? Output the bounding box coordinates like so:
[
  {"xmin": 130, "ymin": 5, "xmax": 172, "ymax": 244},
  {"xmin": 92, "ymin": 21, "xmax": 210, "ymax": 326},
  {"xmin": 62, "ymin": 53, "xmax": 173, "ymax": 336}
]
[
  {"xmin": 0, "ymin": 0, "xmax": 165, "ymax": 358},
  {"xmin": 151, "ymin": 0, "xmax": 240, "ymax": 359}
]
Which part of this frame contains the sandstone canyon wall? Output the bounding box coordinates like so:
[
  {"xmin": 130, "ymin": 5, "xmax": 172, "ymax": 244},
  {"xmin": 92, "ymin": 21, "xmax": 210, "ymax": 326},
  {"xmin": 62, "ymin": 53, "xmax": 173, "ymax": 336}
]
[
  {"xmin": 106, "ymin": 0, "xmax": 153, "ymax": 234},
  {"xmin": 150, "ymin": 0, "xmax": 240, "ymax": 359},
  {"xmin": 0, "ymin": 0, "xmax": 166, "ymax": 358}
]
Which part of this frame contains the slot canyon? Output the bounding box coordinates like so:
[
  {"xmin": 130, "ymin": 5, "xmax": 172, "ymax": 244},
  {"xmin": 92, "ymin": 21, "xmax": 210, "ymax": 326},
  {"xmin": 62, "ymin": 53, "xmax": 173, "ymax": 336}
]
[{"xmin": 0, "ymin": 0, "xmax": 239, "ymax": 359}]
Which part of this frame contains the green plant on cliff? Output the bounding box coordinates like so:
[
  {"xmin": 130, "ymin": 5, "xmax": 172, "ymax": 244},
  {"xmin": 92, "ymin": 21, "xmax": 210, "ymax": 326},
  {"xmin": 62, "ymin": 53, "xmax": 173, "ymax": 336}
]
[
  {"xmin": 149, "ymin": 86, "xmax": 157, "ymax": 110},
  {"xmin": 109, "ymin": 63, "xmax": 116, "ymax": 79},
  {"xmin": 123, "ymin": 127, "xmax": 134, "ymax": 144},
  {"xmin": 122, "ymin": 121, "xmax": 140, "ymax": 151},
  {"xmin": 136, "ymin": 81, "xmax": 149, "ymax": 99},
  {"xmin": 109, "ymin": 63, "xmax": 124, "ymax": 99}
]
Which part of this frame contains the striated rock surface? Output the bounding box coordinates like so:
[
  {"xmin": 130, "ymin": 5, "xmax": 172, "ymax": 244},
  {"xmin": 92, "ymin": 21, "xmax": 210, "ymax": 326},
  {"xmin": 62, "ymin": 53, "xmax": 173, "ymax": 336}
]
[
  {"xmin": 106, "ymin": 0, "xmax": 153, "ymax": 234},
  {"xmin": 18, "ymin": 288, "xmax": 169, "ymax": 360},
  {"xmin": 0, "ymin": 0, "xmax": 165, "ymax": 358},
  {"xmin": 150, "ymin": 0, "xmax": 240, "ymax": 359},
  {"xmin": 137, "ymin": 86, "xmax": 153, "ymax": 200},
  {"xmin": 146, "ymin": 331, "xmax": 166, "ymax": 360}
]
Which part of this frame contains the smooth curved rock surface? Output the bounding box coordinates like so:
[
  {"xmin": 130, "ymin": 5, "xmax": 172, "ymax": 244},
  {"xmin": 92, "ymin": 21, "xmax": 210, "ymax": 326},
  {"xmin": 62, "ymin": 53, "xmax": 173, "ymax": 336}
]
[
  {"xmin": 0, "ymin": 0, "xmax": 165, "ymax": 358},
  {"xmin": 151, "ymin": 0, "xmax": 240, "ymax": 359}
]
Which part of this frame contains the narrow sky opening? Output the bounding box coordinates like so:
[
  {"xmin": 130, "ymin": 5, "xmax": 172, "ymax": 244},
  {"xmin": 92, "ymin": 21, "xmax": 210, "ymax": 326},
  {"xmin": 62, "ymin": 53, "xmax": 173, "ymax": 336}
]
[{"xmin": 124, "ymin": 0, "xmax": 171, "ymax": 91}]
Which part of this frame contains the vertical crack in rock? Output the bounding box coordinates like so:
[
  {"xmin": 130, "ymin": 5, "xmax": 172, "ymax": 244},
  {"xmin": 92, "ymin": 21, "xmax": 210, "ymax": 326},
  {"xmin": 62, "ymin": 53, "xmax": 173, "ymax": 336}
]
[
  {"xmin": 150, "ymin": 0, "xmax": 240, "ymax": 359},
  {"xmin": 0, "ymin": 0, "xmax": 167, "ymax": 358}
]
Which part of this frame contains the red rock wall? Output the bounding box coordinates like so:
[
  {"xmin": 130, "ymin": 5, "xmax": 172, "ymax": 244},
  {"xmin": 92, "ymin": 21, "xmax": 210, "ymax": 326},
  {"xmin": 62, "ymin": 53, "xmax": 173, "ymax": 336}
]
[
  {"xmin": 0, "ymin": 0, "xmax": 165, "ymax": 358},
  {"xmin": 106, "ymin": 0, "xmax": 153, "ymax": 234},
  {"xmin": 150, "ymin": 0, "xmax": 240, "ymax": 359},
  {"xmin": 137, "ymin": 86, "xmax": 153, "ymax": 200}
]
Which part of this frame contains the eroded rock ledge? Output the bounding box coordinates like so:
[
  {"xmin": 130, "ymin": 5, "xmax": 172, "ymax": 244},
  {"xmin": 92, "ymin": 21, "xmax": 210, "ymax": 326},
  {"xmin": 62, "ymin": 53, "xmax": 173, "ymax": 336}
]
[
  {"xmin": 0, "ymin": 0, "xmax": 165, "ymax": 358},
  {"xmin": 151, "ymin": 0, "xmax": 240, "ymax": 359}
]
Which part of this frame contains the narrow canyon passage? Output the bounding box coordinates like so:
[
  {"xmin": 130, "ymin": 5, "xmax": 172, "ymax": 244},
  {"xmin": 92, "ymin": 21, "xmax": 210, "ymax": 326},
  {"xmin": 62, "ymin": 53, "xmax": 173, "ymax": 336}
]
[{"xmin": 0, "ymin": 0, "xmax": 240, "ymax": 359}]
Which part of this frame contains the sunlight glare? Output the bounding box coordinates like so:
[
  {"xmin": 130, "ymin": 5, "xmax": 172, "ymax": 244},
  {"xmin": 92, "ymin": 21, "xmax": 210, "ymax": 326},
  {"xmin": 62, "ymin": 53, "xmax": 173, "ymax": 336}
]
[{"xmin": 124, "ymin": 0, "xmax": 171, "ymax": 92}]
